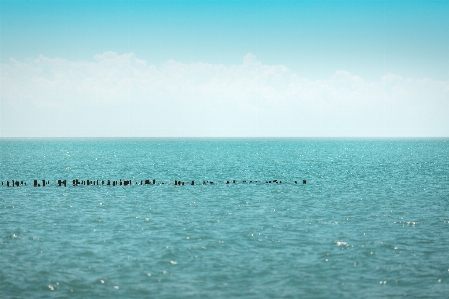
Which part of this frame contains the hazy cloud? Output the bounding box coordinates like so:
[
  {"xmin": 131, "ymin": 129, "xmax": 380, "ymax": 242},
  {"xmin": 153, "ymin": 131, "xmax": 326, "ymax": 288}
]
[{"xmin": 1, "ymin": 52, "xmax": 448, "ymax": 137}]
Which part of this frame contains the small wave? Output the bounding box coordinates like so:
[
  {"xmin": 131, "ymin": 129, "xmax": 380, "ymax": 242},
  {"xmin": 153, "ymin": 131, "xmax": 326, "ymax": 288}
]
[{"xmin": 406, "ymin": 221, "xmax": 418, "ymax": 226}]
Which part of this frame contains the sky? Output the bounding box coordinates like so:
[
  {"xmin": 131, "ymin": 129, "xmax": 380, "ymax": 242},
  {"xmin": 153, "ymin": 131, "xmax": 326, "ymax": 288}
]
[{"xmin": 1, "ymin": 0, "xmax": 448, "ymax": 137}]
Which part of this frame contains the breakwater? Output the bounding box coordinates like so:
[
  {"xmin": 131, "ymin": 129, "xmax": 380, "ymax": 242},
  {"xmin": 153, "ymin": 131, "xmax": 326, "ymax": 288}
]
[{"xmin": 2, "ymin": 179, "xmax": 307, "ymax": 187}]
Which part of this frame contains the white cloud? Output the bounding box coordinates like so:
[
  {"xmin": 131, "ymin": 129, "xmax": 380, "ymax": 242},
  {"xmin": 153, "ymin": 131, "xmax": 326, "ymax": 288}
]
[{"xmin": 1, "ymin": 52, "xmax": 448, "ymax": 137}]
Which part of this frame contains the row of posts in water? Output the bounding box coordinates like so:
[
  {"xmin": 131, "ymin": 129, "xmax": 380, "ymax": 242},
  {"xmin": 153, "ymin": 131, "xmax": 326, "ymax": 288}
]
[{"xmin": 2, "ymin": 179, "xmax": 306, "ymax": 187}]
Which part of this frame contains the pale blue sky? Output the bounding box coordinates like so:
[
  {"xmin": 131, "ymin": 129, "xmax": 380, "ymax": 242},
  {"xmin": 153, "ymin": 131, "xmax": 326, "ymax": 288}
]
[
  {"xmin": 2, "ymin": 0, "xmax": 448, "ymax": 79},
  {"xmin": 1, "ymin": 0, "xmax": 448, "ymax": 137}
]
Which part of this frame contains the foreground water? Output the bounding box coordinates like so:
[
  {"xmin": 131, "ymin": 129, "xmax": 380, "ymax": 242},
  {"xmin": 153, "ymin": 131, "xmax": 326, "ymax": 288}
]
[{"xmin": 1, "ymin": 138, "xmax": 448, "ymax": 298}]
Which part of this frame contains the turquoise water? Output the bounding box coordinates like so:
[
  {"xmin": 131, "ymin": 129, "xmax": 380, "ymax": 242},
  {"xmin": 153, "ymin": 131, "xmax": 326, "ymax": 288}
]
[{"xmin": 1, "ymin": 138, "xmax": 448, "ymax": 298}]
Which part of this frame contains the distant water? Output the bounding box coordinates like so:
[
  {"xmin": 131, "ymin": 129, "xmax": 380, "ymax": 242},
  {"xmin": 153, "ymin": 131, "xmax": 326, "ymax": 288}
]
[{"xmin": 1, "ymin": 138, "xmax": 448, "ymax": 298}]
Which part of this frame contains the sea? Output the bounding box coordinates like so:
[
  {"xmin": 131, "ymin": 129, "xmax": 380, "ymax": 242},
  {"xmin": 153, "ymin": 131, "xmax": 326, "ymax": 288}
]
[{"xmin": 1, "ymin": 138, "xmax": 448, "ymax": 298}]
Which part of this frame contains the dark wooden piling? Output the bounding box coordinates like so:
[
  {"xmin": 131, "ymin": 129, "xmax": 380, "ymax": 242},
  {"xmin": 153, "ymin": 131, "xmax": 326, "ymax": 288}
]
[{"xmin": 9, "ymin": 177, "xmax": 306, "ymax": 188}]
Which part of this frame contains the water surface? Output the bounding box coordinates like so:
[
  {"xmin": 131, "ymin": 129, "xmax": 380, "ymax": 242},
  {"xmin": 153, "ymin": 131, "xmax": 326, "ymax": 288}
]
[{"xmin": 1, "ymin": 138, "xmax": 448, "ymax": 298}]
